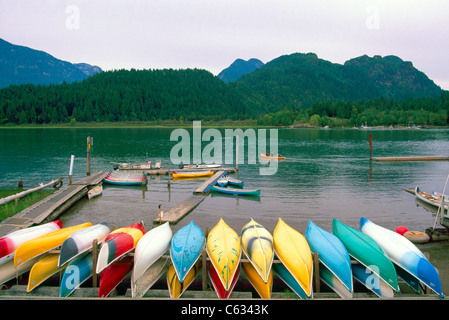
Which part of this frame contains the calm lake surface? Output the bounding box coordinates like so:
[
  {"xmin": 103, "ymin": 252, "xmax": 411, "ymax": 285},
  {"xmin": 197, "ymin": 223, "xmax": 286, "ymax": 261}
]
[{"xmin": 1, "ymin": 127, "xmax": 449, "ymax": 235}]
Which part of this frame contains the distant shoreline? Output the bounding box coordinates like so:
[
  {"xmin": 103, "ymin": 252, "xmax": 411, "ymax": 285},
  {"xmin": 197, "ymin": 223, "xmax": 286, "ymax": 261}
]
[{"xmin": 0, "ymin": 121, "xmax": 447, "ymax": 129}]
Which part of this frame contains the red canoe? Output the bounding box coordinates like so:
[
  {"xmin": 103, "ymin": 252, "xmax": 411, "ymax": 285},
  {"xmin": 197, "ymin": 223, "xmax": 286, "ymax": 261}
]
[
  {"xmin": 208, "ymin": 263, "xmax": 240, "ymax": 299},
  {"xmin": 98, "ymin": 255, "xmax": 134, "ymax": 297}
]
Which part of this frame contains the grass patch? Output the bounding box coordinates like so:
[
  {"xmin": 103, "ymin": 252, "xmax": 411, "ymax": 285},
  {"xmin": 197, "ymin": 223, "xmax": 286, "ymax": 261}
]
[{"xmin": 0, "ymin": 189, "xmax": 55, "ymax": 222}]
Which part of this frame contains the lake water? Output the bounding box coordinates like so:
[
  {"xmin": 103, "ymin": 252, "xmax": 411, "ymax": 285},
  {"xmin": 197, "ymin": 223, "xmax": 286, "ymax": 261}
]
[{"xmin": 1, "ymin": 126, "xmax": 449, "ymax": 236}]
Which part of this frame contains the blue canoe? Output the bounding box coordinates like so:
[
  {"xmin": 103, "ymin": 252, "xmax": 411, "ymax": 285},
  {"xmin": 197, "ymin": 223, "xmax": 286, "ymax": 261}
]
[
  {"xmin": 352, "ymin": 263, "xmax": 394, "ymax": 298},
  {"xmin": 60, "ymin": 252, "xmax": 94, "ymax": 297},
  {"xmin": 360, "ymin": 217, "xmax": 443, "ymax": 298},
  {"xmin": 272, "ymin": 262, "xmax": 311, "ymax": 299},
  {"xmin": 211, "ymin": 185, "xmax": 260, "ymax": 197},
  {"xmin": 217, "ymin": 177, "xmax": 244, "ymax": 188},
  {"xmin": 305, "ymin": 220, "xmax": 353, "ymax": 292},
  {"xmin": 170, "ymin": 220, "xmax": 205, "ymax": 282}
]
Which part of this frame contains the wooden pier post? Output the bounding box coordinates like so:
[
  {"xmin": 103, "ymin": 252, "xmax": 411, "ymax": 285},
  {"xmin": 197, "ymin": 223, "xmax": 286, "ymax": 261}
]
[
  {"xmin": 92, "ymin": 239, "xmax": 98, "ymax": 287},
  {"xmin": 369, "ymin": 133, "xmax": 373, "ymax": 160},
  {"xmin": 68, "ymin": 155, "xmax": 74, "ymax": 185},
  {"xmin": 202, "ymin": 228, "xmax": 209, "ymax": 291},
  {"xmin": 87, "ymin": 136, "xmax": 93, "ymax": 176},
  {"xmin": 313, "ymin": 252, "xmax": 320, "ymax": 293}
]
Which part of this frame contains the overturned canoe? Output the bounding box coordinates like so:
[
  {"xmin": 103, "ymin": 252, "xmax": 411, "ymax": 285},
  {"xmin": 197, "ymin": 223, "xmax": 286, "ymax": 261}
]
[{"xmin": 27, "ymin": 253, "xmax": 66, "ymax": 292}]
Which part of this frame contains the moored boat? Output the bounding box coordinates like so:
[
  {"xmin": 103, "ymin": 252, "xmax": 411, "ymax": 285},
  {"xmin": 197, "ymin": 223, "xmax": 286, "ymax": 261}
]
[
  {"xmin": 360, "ymin": 217, "xmax": 443, "ymax": 297},
  {"xmin": 0, "ymin": 220, "xmax": 62, "ymax": 264},
  {"xmin": 98, "ymin": 255, "xmax": 134, "ymax": 298},
  {"xmin": 332, "ymin": 218, "xmax": 399, "ymax": 292},
  {"xmin": 210, "ymin": 185, "xmax": 260, "ymax": 197},
  {"xmin": 14, "ymin": 222, "xmax": 92, "ymax": 268},
  {"xmin": 88, "ymin": 184, "xmax": 103, "ymax": 199},
  {"xmin": 217, "ymin": 176, "xmax": 244, "ymax": 188},
  {"xmin": 58, "ymin": 222, "xmax": 110, "ymax": 267},
  {"xmin": 132, "ymin": 222, "xmax": 172, "ymax": 285},
  {"xmin": 206, "ymin": 218, "xmax": 242, "ymax": 291},
  {"xmin": 240, "ymin": 218, "xmax": 273, "ymax": 283},
  {"xmin": 273, "ymin": 218, "xmax": 313, "ymax": 297},
  {"xmin": 170, "ymin": 220, "xmax": 205, "ymax": 282},
  {"xmin": 305, "ymin": 220, "xmax": 353, "ymax": 292},
  {"xmin": 96, "ymin": 221, "xmax": 146, "ymax": 273},
  {"xmin": 172, "ymin": 171, "xmax": 214, "ymax": 179},
  {"xmin": 415, "ymin": 187, "xmax": 448, "ymax": 211}
]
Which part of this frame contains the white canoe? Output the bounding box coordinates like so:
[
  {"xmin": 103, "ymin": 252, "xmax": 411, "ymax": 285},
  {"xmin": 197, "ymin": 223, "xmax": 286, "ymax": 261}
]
[
  {"xmin": 131, "ymin": 256, "xmax": 170, "ymax": 298},
  {"xmin": 58, "ymin": 223, "xmax": 110, "ymax": 267},
  {"xmin": 0, "ymin": 220, "xmax": 63, "ymax": 264},
  {"xmin": 132, "ymin": 222, "xmax": 172, "ymax": 284},
  {"xmin": 360, "ymin": 217, "xmax": 443, "ymax": 298},
  {"xmin": 88, "ymin": 185, "xmax": 103, "ymax": 199}
]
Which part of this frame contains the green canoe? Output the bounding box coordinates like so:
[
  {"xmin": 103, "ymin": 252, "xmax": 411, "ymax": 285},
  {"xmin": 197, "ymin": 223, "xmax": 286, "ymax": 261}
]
[{"xmin": 332, "ymin": 219, "xmax": 399, "ymax": 292}]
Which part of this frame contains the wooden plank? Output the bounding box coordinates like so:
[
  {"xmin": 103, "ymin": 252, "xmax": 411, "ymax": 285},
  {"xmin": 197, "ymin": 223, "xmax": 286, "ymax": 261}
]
[
  {"xmin": 194, "ymin": 170, "xmax": 227, "ymax": 194},
  {"xmin": 373, "ymin": 156, "xmax": 449, "ymax": 162},
  {"xmin": 153, "ymin": 194, "xmax": 206, "ymax": 224}
]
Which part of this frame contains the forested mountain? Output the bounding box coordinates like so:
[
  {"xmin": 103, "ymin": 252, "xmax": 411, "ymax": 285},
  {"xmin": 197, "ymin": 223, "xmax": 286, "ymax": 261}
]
[
  {"xmin": 0, "ymin": 68, "xmax": 249, "ymax": 124},
  {"xmin": 218, "ymin": 58, "xmax": 264, "ymax": 83},
  {"xmin": 233, "ymin": 53, "xmax": 442, "ymax": 113},
  {"xmin": 0, "ymin": 38, "xmax": 102, "ymax": 88}
]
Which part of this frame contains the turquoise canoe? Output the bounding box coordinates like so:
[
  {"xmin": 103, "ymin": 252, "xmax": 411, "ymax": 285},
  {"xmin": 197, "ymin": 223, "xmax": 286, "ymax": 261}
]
[
  {"xmin": 60, "ymin": 252, "xmax": 94, "ymax": 297},
  {"xmin": 170, "ymin": 220, "xmax": 205, "ymax": 282},
  {"xmin": 305, "ymin": 220, "xmax": 353, "ymax": 292},
  {"xmin": 332, "ymin": 219, "xmax": 399, "ymax": 292},
  {"xmin": 210, "ymin": 185, "xmax": 260, "ymax": 197},
  {"xmin": 360, "ymin": 217, "xmax": 443, "ymax": 297},
  {"xmin": 352, "ymin": 263, "xmax": 394, "ymax": 298}
]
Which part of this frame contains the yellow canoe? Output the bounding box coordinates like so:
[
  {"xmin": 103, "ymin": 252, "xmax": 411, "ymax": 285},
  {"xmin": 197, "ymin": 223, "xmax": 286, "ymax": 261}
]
[
  {"xmin": 206, "ymin": 218, "xmax": 241, "ymax": 291},
  {"xmin": 273, "ymin": 218, "xmax": 313, "ymax": 297},
  {"xmin": 167, "ymin": 260, "xmax": 201, "ymax": 298},
  {"xmin": 14, "ymin": 222, "xmax": 92, "ymax": 268},
  {"xmin": 172, "ymin": 171, "xmax": 214, "ymax": 179},
  {"xmin": 27, "ymin": 253, "xmax": 66, "ymax": 292},
  {"xmin": 242, "ymin": 262, "xmax": 272, "ymax": 299},
  {"xmin": 241, "ymin": 218, "xmax": 273, "ymax": 283}
]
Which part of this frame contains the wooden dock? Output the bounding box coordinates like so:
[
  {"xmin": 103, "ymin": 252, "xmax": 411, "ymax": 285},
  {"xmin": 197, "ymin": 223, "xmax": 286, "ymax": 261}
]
[
  {"xmin": 372, "ymin": 156, "xmax": 449, "ymax": 162},
  {"xmin": 153, "ymin": 170, "xmax": 230, "ymax": 224},
  {"xmin": 0, "ymin": 171, "xmax": 109, "ymax": 237}
]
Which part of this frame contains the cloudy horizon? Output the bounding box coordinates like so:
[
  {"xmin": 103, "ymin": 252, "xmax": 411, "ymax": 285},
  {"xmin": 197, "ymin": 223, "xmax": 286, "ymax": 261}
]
[{"xmin": 1, "ymin": 0, "xmax": 448, "ymax": 89}]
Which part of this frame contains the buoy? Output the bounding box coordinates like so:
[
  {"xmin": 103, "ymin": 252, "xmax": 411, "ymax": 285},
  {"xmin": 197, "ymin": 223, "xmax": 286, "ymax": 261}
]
[
  {"xmin": 403, "ymin": 231, "xmax": 430, "ymax": 244},
  {"xmin": 396, "ymin": 225, "xmax": 408, "ymax": 235}
]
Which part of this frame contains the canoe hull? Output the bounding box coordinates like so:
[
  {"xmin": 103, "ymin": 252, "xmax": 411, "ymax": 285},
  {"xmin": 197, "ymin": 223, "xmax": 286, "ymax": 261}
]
[
  {"xmin": 96, "ymin": 221, "xmax": 145, "ymax": 273},
  {"xmin": 98, "ymin": 255, "xmax": 134, "ymax": 298},
  {"xmin": 27, "ymin": 253, "xmax": 66, "ymax": 292},
  {"xmin": 60, "ymin": 252, "xmax": 94, "ymax": 297},
  {"xmin": 132, "ymin": 256, "xmax": 170, "ymax": 298},
  {"xmin": 305, "ymin": 220, "xmax": 353, "ymax": 292},
  {"xmin": 167, "ymin": 261, "xmax": 201, "ymax": 298},
  {"xmin": 14, "ymin": 222, "xmax": 92, "ymax": 268},
  {"xmin": 240, "ymin": 218, "xmax": 273, "ymax": 283},
  {"xmin": 170, "ymin": 220, "xmax": 205, "ymax": 282},
  {"xmin": 209, "ymin": 262, "xmax": 240, "ymax": 299},
  {"xmin": 207, "ymin": 218, "xmax": 241, "ymax": 291},
  {"xmin": 59, "ymin": 222, "xmax": 110, "ymax": 267},
  {"xmin": 211, "ymin": 185, "xmax": 260, "ymax": 197},
  {"xmin": 133, "ymin": 222, "xmax": 172, "ymax": 284},
  {"xmin": 242, "ymin": 262, "xmax": 272, "ymax": 299},
  {"xmin": 273, "ymin": 218, "xmax": 313, "ymax": 297}
]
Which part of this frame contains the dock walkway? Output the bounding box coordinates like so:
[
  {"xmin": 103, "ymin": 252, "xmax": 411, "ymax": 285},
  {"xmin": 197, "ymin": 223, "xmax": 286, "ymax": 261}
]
[{"xmin": 0, "ymin": 171, "xmax": 109, "ymax": 237}]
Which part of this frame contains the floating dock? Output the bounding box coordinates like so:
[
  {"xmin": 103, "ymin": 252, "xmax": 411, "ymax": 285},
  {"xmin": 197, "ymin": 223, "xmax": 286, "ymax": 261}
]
[
  {"xmin": 153, "ymin": 170, "xmax": 229, "ymax": 224},
  {"xmin": 0, "ymin": 171, "xmax": 109, "ymax": 237}
]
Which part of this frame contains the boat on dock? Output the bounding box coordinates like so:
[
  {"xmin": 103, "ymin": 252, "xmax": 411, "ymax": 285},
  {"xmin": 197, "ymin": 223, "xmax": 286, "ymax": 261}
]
[
  {"xmin": 98, "ymin": 255, "xmax": 134, "ymax": 298},
  {"xmin": 27, "ymin": 253, "xmax": 66, "ymax": 292},
  {"xmin": 210, "ymin": 185, "xmax": 260, "ymax": 197},
  {"xmin": 60, "ymin": 252, "xmax": 94, "ymax": 297},
  {"xmin": 209, "ymin": 262, "xmax": 239, "ymax": 299},
  {"xmin": 207, "ymin": 218, "xmax": 242, "ymax": 292},
  {"xmin": 242, "ymin": 262, "xmax": 272, "ymax": 299},
  {"xmin": 167, "ymin": 260, "xmax": 201, "ymax": 298},
  {"xmin": 360, "ymin": 217, "xmax": 443, "ymax": 297},
  {"xmin": 273, "ymin": 218, "xmax": 313, "ymax": 297},
  {"xmin": 332, "ymin": 218, "xmax": 399, "ymax": 292},
  {"xmin": 170, "ymin": 220, "xmax": 205, "ymax": 282}
]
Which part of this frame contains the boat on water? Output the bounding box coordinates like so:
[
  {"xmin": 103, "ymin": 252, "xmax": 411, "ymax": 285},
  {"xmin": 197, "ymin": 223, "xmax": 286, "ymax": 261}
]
[
  {"xmin": 360, "ymin": 217, "xmax": 443, "ymax": 297},
  {"xmin": 103, "ymin": 172, "xmax": 148, "ymax": 186},
  {"xmin": 88, "ymin": 184, "xmax": 103, "ymax": 199},
  {"xmin": 211, "ymin": 185, "xmax": 260, "ymax": 197},
  {"xmin": 415, "ymin": 187, "xmax": 448, "ymax": 211},
  {"xmin": 260, "ymin": 154, "xmax": 285, "ymax": 160},
  {"xmin": 172, "ymin": 170, "xmax": 214, "ymax": 179},
  {"xmin": 217, "ymin": 176, "xmax": 244, "ymax": 188}
]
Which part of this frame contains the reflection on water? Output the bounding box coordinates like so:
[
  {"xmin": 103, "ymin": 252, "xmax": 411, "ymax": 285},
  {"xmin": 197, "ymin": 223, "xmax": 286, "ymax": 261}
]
[{"xmin": 1, "ymin": 127, "xmax": 449, "ymax": 235}]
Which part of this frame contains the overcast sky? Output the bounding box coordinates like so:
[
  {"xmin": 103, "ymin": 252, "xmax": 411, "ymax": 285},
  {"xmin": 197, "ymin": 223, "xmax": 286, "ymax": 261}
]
[{"xmin": 1, "ymin": 0, "xmax": 448, "ymax": 89}]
